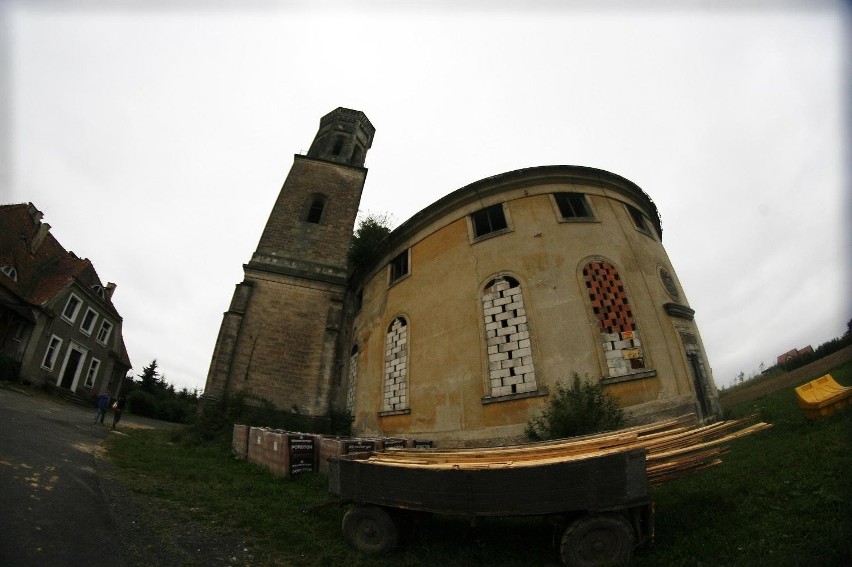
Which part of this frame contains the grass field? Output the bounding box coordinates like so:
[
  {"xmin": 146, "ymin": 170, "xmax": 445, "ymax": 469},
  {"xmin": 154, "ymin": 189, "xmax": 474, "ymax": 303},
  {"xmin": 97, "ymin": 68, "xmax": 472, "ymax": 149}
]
[{"xmin": 106, "ymin": 362, "xmax": 852, "ymax": 566}]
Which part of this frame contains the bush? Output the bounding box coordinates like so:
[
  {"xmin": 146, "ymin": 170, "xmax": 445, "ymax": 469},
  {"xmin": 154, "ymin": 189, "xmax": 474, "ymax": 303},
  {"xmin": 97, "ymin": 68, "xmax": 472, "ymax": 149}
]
[
  {"xmin": 526, "ymin": 373, "xmax": 624, "ymax": 441},
  {"xmin": 126, "ymin": 390, "xmax": 158, "ymax": 418}
]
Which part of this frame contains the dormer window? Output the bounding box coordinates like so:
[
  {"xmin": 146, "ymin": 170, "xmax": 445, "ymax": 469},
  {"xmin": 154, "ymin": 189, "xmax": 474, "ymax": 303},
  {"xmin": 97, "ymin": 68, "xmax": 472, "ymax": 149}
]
[
  {"xmin": 306, "ymin": 197, "xmax": 326, "ymax": 224},
  {"xmin": 92, "ymin": 285, "xmax": 105, "ymax": 298},
  {"xmin": 1, "ymin": 265, "xmax": 17, "ymax": 281}
]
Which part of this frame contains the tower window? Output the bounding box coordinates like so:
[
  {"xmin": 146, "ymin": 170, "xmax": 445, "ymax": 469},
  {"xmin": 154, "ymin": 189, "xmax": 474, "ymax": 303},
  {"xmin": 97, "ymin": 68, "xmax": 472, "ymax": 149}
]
[
  {"xmin": 471, "ymin": 204, "xmax": 508, "ymax": 239},
  {"xmin": 306, "ymin": 197, "xmax": 325, "ymax": 224},
  {"xmin": 389, "ymin": 250, "xmax": 410, "ymax": 284},
  {"xmin": 332, "ymin": 136, "xmax": 345, "ymax": 156},
  {"xmin": 351, "ymin": 145, "xmax": 363, "ymax": 165},
  {"xmin": 554, "ymin": 193, "xmax": 593, "ymax": 220}
]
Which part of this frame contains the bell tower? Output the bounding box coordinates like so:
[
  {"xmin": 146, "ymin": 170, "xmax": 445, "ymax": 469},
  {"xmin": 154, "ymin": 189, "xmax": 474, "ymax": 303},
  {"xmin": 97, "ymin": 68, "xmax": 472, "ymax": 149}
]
[{"xmin": 203, "ymin": 108, "xmax": 374, "ymax": 426}]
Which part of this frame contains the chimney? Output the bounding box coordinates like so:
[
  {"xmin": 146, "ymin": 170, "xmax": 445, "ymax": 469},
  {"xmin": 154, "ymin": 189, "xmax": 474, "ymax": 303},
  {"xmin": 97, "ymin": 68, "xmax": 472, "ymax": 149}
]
[
  {"xmin": 30, "ymin": 223, "xmax": 51, "ymax": 254},
  {"xmin": 105, "ymin": 282, "xmax": 117, "ymax": 301},
  {"xmin": 27, "ymin": 203, "xmax": 44, "ymax": 224}
]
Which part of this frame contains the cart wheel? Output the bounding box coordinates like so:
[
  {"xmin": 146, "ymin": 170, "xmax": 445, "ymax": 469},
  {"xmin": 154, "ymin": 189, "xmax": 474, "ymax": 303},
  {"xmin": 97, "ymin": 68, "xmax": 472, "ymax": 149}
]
[
  {"xmin": 342, "ymin": 505, "xmax": 398, "ymax": 554},
  {"xmin": 560, "ymin": 513, "xmax": 634, "ymax": 567}
]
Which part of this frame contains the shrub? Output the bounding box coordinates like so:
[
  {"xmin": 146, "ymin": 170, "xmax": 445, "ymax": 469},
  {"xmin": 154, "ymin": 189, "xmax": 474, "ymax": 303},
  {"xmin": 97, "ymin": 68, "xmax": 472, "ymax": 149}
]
[
  {"xmin": 126, "ymin": 390, "xmax": 158, "ymax": 418},
  {"xmin": 526, "ymin": 373, "xmax": 624, "ymax": 441}
]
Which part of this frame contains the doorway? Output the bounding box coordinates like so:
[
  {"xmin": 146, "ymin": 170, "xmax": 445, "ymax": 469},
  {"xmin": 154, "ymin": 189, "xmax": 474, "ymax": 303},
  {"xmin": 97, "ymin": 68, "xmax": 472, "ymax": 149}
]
[
  {"xmin": 687, "ymin": 353, "xmax": 710, "ymax": 418},
  {"xmin": 58, "ymin": 344, "xmax": 86, "ymax": 390}
]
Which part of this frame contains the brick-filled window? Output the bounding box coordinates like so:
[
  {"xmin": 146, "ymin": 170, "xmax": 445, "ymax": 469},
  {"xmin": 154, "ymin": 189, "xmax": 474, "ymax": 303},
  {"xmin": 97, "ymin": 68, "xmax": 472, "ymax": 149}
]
[
  {"xmin": 482, "ymin": 276, "xmax": 536, "ymax": 397},
  {"xmin": 346, "ymin": 346, "xmax": 358, "ymax": 413},
  {"xmin": 554, "ymin": 192, "xmax": 594, "ymax": 220},
  {"xmin": 583, "ymin": 260, "xmax": 647, "ymax": 377},
  {"xmin": 471, "ymin": 204, "xmax": 508, "ymax": 239},
  {"xmin": 382, "ymin": 317, "xmax": 409, "ymax": 412}
]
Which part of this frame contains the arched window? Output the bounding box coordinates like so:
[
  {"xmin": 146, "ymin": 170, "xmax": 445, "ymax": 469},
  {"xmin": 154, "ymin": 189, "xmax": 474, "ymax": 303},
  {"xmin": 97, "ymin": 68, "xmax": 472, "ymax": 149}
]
[
  {"xmin": 582, "ymin": 260, "xmax": 646, "ymax": 377},
  {"xmin": 383, "ymin": 317, "xmax": 409, "ymax": 412},
  {"xmin": 482, "ymin": 276, "xmax": 536, "ymax": 397},
  {"xmin": 351, "ymin": 145, "xmax": 363, "ymax": 165},
  {"xmin": 1, "ymin": 265, "xmax": 17, "ymax": 281},
  {"xmin": 332, "ymin": 135, "xmax": 345, "ymax": 156},
  {"xmin": 306, "ymin": 196, "xmax": 326, "ymax": 224},
  {"xmin": 346, "ymin": 345, "xmax": 358, "ymax": 413}
]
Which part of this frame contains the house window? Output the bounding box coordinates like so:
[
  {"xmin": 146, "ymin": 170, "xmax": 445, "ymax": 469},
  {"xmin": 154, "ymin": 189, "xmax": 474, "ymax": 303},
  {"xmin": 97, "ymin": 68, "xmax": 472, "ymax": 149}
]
[
  {"xmin": 62, "ymin": 294, "xmax": 82, "ymax": 323},
  {"xmin": 306, "ymin": 196, "xmax": 325, "ymax": 224},
  {"xmin": 96, "ymin": 320, "xmax": 113, "ymax": 345},
  {"xmin": 583, "ymin": 260, "xmax": 647, "ymax": 377},
  {"xmin": 42, "ymin": 335, "xmax": 63, "ymax": 370},
  {"xmin": 80, "ymin": 308, "xmax": 99, "ymax": 336},
  {"xmin": 554, "ymin": 193, "xmax": 594, "ymax": 220},
  {"xmin": 1, "ymin": 265, "xmax": 17, "ymax": 281},
  {"xmin": 382, "ymin": 317, "xmax": 409, "ymax": 413},
  {"xmin": 626, "ymin": 204, "xmax": 652, "ymax": 236},
  {"xmin": 482, "ymin": 276, "xmax": 537, "ymax": 397},
  {"xmin": 84, "ymin": 358, "xmax": 100, "ymax": 388},
  {"xmin": 389, "ymin": 250, "xmax": 409, "ymax": 284},
  {"xmin": 471, "ymin": 204, "xmax": 508, "ymax": 239}
]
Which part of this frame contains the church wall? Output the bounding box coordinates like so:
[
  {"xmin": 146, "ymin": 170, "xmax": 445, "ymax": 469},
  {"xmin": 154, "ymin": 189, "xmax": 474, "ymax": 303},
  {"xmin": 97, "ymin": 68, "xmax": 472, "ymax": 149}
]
[{"xmin": 349, "ymin": 176, "xmax": 718, "ymax": 446}]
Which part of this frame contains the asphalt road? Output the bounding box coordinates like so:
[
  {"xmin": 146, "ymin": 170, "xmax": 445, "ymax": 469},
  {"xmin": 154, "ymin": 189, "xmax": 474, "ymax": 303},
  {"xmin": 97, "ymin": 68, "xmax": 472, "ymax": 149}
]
[{"xmin": 0, "ymin": 385, "xmax": 174, "ymax": 567}]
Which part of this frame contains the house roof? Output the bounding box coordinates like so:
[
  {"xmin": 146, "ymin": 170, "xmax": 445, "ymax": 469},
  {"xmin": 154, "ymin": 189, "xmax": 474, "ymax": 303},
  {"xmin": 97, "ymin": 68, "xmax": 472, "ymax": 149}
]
[{"xmin": 0, "ymin": 203, "xmax": 122, "ymax": 320}]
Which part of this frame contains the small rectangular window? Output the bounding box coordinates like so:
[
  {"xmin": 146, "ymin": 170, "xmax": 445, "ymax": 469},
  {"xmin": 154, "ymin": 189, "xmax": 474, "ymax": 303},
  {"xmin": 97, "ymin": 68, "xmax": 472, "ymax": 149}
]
[
  {"xmin": 471, "ymin": 204, "xmax": 508, "ymax": 238},
  {"xmin": 96, "ymin": 320, "xmax": 113, "ymax": 345},
  {"xmin": 80, "ymin": 308, "xmax": 99, "ymax": 335},
  {"xmin": 42, "ymin": 335, "xmax": 63, "ymax": 370},
  {"xmin": 389, "ymin": 250, "xmax": 409, "ymax": 284},
  {"xmin": 554, "ymin": 193, "xmax": 593, "ymax": 219},
  {"xmin": 626, "ymin": 204, "xmax": 651, "ymax": 236},
  {"xmin": 62, "ymin": 294, "xmax": 82, "ymax": 323}
]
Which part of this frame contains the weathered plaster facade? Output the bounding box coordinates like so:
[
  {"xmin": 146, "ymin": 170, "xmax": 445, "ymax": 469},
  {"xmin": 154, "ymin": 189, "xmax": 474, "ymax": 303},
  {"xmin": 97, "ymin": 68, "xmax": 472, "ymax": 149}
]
[{"xmin": 204, "ymin": 108, "xmax": 720, "ymax": 445}]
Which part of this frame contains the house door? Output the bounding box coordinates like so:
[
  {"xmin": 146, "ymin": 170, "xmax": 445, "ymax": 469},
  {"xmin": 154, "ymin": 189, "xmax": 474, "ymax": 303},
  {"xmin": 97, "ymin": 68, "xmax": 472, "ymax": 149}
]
[
  {"xmin": 59, "ymin": 347, "xmax": 84, "ymax": 390},
  {"xmin": 687, "ymin": 353, "xmax": 710, "ymax": 418}
]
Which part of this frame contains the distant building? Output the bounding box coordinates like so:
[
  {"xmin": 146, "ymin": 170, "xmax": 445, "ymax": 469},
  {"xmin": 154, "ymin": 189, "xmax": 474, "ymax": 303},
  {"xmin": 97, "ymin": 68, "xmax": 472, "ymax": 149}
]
[
  {"xmin": 204, "ymin": 108, "xmax": 721, "ymax": 446},
  {"xmin": 777, "ymin": 346, "xmax": 814, "ymax": 365},
  {"xmin": 0, "ymin": 203, "xmax": 131, "ymax": 397}
]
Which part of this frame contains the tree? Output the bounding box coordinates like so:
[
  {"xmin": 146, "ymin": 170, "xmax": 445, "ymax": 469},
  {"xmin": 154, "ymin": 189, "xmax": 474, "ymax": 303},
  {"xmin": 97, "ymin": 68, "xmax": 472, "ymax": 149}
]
[
  {"xmin": 526, "ymin": 373, "xmax": 624, "ymax": 441},
  {"xmin": 348, "ymin": 213, "xmax": 393, "ymax": 270},
  {"xmin": 138, "ymin": 359, "xmax": 161, "ymax": 394}
]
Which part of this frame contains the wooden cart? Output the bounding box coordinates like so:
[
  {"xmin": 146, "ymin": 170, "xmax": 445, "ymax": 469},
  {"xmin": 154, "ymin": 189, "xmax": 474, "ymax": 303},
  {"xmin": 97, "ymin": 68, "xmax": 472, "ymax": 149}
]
[{"xmin": 329, "ymin": 447, "xmax": 653, "ymax": 566}]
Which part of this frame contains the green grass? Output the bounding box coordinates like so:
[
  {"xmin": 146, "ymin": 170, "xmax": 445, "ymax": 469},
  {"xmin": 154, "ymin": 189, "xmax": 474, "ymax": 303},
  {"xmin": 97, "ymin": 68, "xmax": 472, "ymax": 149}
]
[{"xmin": 106, "ymin": 362, "xmax": 852, "ymax": 566}]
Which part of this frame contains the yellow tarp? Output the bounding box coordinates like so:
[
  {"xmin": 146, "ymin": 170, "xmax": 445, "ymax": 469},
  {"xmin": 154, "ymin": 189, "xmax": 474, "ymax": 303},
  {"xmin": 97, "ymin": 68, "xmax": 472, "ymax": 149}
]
[{"xmin": 794, "ymin": 374, "xmax": 852, "ymax": 419}]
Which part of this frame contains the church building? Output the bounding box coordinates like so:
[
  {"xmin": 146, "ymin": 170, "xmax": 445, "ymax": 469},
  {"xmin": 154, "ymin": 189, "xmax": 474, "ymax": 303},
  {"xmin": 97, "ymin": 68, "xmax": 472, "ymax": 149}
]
[{"xmin": 203, "ymin": 108, "xmax": 721, "ymax": 446}]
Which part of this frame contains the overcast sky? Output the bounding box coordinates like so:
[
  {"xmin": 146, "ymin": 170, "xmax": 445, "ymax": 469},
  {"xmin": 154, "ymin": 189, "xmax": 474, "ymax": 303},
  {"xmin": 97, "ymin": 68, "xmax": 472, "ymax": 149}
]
[{"xmin": 2, "ymin": 1, "xmax": 849, "ymax": 392}]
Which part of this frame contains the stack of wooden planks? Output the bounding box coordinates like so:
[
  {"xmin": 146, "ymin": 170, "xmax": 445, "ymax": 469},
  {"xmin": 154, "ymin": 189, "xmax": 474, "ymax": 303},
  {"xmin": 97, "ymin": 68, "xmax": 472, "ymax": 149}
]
[{"xmin": 358, "ymin": 415, "xmax": 772, "ymax": 485}]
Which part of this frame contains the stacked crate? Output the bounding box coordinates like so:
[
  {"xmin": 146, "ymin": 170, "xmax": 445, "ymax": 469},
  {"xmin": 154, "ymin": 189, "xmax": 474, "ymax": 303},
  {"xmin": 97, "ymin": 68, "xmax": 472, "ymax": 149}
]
[{"xmin": 318, "ymin": 437, "xmax": 380, "ymax": 474}]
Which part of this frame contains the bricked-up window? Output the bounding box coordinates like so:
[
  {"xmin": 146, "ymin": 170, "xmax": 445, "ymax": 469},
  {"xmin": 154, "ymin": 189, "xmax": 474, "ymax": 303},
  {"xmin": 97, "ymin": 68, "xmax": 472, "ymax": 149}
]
[
  {"xmin": 389, "ymin": 250, "xmax": 409, "ymax": 284},
  {"xmin": 383, "ymin": 317, "xmax": 409, "ymax": 412},
  {"xmin": 554, "ymin": 192, "xmax": 593, "ymax": 220},
  {"xmin": 482, "ymin": 276, "xmax": 537, "ymax": 397},
  {"xmin": 306, "ymin": 197, "xmax": 325, "ymax": 223},
  {"xmin": 346, "ymin": 345, "xmax": 358, "ymax": 413},
  {"xmin": 471, "ymin": 204, "xmax": 508, "ymax": 238},
  {"xmin": 42, "ymin": 335, "xmax": 62, "ymax": 370},
  {"xmin": 583, "ymin": 260, "xmax": 647, "ymax": 377},
  {"xmin": 626, "ymin": 204, "xmax": 651, "ymax": 236}
]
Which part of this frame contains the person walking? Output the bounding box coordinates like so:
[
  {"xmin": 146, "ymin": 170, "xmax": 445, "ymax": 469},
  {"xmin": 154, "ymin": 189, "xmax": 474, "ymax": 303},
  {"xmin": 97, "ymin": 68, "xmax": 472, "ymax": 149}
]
[
  {"xmin": 112, "ymin": 396, "xmax": 127, "ymax": 429},
  {"xmin": 94, "ymin": 391, "xmax": 111, "ymax": 424}
]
